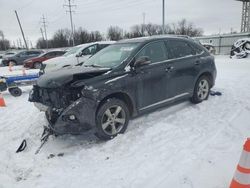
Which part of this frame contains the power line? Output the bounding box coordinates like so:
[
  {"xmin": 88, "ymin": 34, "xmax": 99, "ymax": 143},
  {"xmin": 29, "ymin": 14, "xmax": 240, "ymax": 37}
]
[
  {"xmin": 64, "ymin": 0, "xmax": 77, "ymax": 46},
  {"xmin": 41, "ymin": 14, "xmax": 48, "ymax": 49}
]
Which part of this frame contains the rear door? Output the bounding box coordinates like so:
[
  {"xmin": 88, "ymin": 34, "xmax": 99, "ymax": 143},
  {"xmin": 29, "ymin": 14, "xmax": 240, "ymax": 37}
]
[
  {"xmin": 164, "ymin": 39, "xmax": 201, "ymax": 98},
  {"xmin": 134, "ymin": 41, "xmax": 169, "ymax": 110}
]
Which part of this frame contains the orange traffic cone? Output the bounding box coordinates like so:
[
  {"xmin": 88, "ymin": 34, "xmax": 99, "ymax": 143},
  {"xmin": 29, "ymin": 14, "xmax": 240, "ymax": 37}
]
[
  {"xmin": 0, "ymin": 93, "xmax": 6, "ymax": 107},
  {"xmin": 230, "ymin": 138, "xmax": 250, "ymax": 188}
]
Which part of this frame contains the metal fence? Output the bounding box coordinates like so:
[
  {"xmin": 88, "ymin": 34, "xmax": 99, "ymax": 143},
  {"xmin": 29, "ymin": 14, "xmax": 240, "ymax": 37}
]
[{"xmin": 194, "ymin": 33, "xmax": 250, "ymax": 55}]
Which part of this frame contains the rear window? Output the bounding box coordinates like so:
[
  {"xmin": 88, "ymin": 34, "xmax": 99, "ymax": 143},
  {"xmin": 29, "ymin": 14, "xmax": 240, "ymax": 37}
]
[
  {"xmin": 190, "ymin": 43, "xmax": 204, "ymax": 55},
  {"xmin": 167, "ymin": 40, "xmax": 195, "ymax": 59}
]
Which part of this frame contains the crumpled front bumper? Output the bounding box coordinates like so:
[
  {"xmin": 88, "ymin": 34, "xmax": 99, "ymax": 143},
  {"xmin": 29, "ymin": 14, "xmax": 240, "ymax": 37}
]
[{"xmin": 46, "ymin": 97, "xmax": 97, "ymax": 135}]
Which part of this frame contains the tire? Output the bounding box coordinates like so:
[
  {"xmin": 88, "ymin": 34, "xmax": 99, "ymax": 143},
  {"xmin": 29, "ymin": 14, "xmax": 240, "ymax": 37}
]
[
  {"xmin": 34, "ymin": 62, "xmax": 42, "ymax": 69},
  {"xmin": 9, "ymin": 60, "xmax": 17, "ymax": 66},
  {"xmin": 95, "ymin": 98, "xmax": 130, "ymax": 140},
  {"xmin": 243, "ymin": 42, "xmax": 250, "ymax": 51},
  {"xmin": 191, "ymin": 76, "xmax": 211, "ymax": 104},
  {"xmin": 9, "ymin": 87, "xmax": 22, "ymax": 97}
]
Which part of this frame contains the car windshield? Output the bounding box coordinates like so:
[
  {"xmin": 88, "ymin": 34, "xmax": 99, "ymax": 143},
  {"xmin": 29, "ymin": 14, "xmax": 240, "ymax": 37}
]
[
  {"xmin": 83, "ymin": 43, "xmax": 139, "ymax": 68},
  {"xmin": 63, "ymin": 46, "xmax": 83, "ymax": 57},
  {"xmin": 38, "ymin": 52, "xmax": 47, "ymax": 57}
]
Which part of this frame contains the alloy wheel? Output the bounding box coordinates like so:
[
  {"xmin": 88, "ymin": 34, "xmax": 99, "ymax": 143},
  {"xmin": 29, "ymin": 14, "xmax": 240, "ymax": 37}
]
[
  {"xmin": 197, "ymin": 79, "xmax": 209, "ymax": 100},
  {"xmin": 101, "ymin": 105, "xmax": 126, "ymax": 136}
]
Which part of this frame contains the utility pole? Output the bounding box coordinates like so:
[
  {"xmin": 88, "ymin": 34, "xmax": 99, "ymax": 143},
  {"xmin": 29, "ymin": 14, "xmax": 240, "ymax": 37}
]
[
  {"xmin": 40, "ymin": 27, "xmax": 46, "ymax": 48},
  {"xmin": 14, "ymin": 10, "xmax": 28, "ymax": 50},
  {"xmin": 41, "ymin": 15, "xmax": 48, "ymax": 49},
  {"xmin": 40, "ymin": 28, "xmax": 45, "ymax": 41},
  {"xmin": 162, "ymin": 0, "xmax": 165, "ymax": 34},
  {"xmin": 64, "ymin": 0, "xmax": 76, "ymax": 46},
  {"xmin": 0, "ymin": 31, "xmax": 6, "ymax": 50}
]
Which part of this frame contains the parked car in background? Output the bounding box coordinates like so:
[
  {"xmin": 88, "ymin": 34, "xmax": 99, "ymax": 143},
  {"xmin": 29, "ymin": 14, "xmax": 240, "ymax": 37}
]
[
  {"xmin": 30, "ymin": 36, "xmax": 216, "ymax": 140},
  {"xmin": 201, "ymin": 43, "xmax": 216, "ymax": 55},
  {"xmin": 2, "ymin": 51, "xmax": 17, "ymax": 58},
  {"xmin": 23, "ymin": 50, "xmax": 66, "ymax": 69},
  {"xmin": 40, "ymin": 41, "xmax": 115, "ymax": 74},
  {"xmin": 2, "ymin": 50, "xmax": 43, "ymax": 66}
]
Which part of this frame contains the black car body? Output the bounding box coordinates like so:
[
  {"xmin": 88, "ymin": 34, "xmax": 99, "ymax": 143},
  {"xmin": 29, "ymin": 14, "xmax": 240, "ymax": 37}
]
[
  {"xmin": 29, "ymin": 36, "xmax": 217, "ymax": 139},
  {"xmin": 2, "ymin": 50, "xmax": 43, "ymax": 66}
]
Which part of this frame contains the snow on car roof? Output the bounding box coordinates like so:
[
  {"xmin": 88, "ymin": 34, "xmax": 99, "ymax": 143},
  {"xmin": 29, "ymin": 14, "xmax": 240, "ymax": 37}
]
[
  {"xmin": 117, "ymin": 35, "xmax": 191, "ymax": 43},
  {"xmin": 75, "ymin": 41, "xmax": 116, "ymax": 48}
]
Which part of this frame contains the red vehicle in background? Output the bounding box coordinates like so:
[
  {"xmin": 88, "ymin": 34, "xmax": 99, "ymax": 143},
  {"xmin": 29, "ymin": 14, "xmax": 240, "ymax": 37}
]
[{"xmin": 23, "ymin": 50, "xmax": 66, "ymax": 69}]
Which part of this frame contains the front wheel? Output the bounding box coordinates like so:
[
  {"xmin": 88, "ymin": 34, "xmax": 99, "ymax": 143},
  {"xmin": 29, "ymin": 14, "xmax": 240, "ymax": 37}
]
[
  {"xmin": 191, "ymin": 76, "xmax": 211, "ymax": 104},
  {"xmin": 95, "ymin": 98, "xmax": 129, "ymax": 140}
]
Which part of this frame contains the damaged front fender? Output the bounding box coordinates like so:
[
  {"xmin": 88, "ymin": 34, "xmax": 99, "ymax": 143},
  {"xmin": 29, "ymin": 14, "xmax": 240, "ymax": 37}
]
[{"xmin": 48, "ymin": 97, "xmax": 97, "ymax": 135}]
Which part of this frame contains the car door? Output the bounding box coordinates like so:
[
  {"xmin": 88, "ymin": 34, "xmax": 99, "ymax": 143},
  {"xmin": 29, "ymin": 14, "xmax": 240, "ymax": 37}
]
[
  {"xmin": 164, "ymin": 39, "xmax": 201, "ymax": 98},
  {"xmin": 18, "ymin": 51, "xmax": 29, "ymax": 64},
  {"xmin": 134, "ymin": 41, "xmax": 169, "ymax": 111}
]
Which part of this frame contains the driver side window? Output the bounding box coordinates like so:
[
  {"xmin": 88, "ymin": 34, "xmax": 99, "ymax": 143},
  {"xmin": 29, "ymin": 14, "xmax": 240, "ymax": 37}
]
[
  {"xmin": 81, "ymin": 45, "xmax": 97, "ymax": 56},
  {"xmin": 136, "ymin": 41, "xmax": 167, "ymax": 64},
  {"xmin": 19, "ymin": 52, "xmax": 28, "ymax": 57}
]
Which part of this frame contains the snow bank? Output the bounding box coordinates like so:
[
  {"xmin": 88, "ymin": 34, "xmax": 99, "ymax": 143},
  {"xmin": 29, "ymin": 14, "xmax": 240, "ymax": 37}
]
[{"xmin": 0, "ymin": 56, "xmax": 250, "ymax": 188}]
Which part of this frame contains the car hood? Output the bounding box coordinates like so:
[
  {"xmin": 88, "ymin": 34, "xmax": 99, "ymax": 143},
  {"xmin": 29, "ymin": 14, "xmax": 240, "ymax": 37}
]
[
  {"xmin": 43, "ymin": 55, "xmax": 91, "ymax": 73},
  {"xmin": 37, "ymin": 66, "xmax": 111, "ymax": 88}
]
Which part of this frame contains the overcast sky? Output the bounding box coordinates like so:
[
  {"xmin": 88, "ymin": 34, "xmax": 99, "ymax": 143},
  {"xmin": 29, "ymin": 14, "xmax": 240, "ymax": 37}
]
[{"xmin": 0, "ymin": 0, "xmax": 242, "ymax": 46}]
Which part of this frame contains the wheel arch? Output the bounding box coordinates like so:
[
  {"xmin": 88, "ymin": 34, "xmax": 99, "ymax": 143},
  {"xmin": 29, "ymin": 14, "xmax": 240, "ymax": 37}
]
[
  {"xmin": 96, "ymin": 92, "xmax": 136, "ymax": 117},
  {"xmin": 8, "ymin": 59, "xmax": 17, "ymax": 65},
  {"xmin": 198, "ymin": 71, "xmax": 214, "ymax": 86}
]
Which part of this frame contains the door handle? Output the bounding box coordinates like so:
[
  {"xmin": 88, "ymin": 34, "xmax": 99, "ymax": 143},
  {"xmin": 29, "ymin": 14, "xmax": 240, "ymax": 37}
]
[
  {"xmin": 165, "ymin": 66, "xmax": 174, "ymax": 72},
  {"xmin": 195, "ymin": 60, "xmax": 201, "ymax": 65}
]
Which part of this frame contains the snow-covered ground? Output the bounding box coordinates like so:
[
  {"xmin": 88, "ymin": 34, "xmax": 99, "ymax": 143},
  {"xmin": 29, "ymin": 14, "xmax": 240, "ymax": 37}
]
[{"xmin": 0, "ymin": 56, "xmax": 250, "ymax": 188}]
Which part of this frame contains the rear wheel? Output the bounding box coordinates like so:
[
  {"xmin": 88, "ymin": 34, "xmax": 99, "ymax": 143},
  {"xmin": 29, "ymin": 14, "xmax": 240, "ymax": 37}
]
[
  {"xmin": 9, "ymin": 87, "xmax": 22, "ymax": 97},
  {"xmin": 34, "ymin": 62, "xmax": 42, "ymax": 69},
  {"xmin": 9, "ymin": 61, "xmax": 17, "ymax": 66},
  {"xmin": 95, "ymin": 98, "xmax": 129, "ymax": 140},
  {"xmin": 243, "ymin": 42, "xmax": 250, "ymax": 51},
  {"xmin": 191, "ymin": 76, "xmax": 211, "ymax": 104}
]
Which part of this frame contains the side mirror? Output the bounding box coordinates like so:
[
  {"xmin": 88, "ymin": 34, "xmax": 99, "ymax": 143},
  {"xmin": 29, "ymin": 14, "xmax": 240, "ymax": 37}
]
[
  {"xmin": 134, "ymin": 56, "xmax": 151, "ymax": 68},
  {"xmin": 76, "ymin": 53, "xmax": 81, "ymax": 58}
]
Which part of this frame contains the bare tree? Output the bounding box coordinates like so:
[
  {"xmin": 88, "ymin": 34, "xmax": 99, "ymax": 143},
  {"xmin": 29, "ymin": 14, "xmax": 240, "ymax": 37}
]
[
  {"xmin": 172, "ymin": 19, "xmax": 203, "ymax": 37},
  {"xmin": 51, "ymin": 29, "xmax": 71, "ymax": 47},
  {"xmin": 0, "ymin": 30, "xmax": 10, "ymax": 50},
  {"xmin": 107, "ymin": 26, "xmax": 123, "ymax": 41}
]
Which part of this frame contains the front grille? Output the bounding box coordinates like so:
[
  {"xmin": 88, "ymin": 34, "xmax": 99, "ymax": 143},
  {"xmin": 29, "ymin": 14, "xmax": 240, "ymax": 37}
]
[{"xmin": 31, "ymin": 85, "xmax": 82, "ymax": 109}]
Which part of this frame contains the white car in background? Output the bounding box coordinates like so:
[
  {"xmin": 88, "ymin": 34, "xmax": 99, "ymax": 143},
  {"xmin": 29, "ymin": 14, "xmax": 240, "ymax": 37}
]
[
  {"xmin": 0, "ymin": 51, "xmax": 18, "ymax": 66},
  {"xmin": 40, "ymin": 41, "xmax": 115, "ymax": 74}
]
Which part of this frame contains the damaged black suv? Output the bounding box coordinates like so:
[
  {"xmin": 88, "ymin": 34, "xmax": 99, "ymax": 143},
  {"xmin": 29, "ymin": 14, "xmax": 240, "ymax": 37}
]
[{"xmin": 29, "ymin": 36, "xmax": 216, "ymax": 140}]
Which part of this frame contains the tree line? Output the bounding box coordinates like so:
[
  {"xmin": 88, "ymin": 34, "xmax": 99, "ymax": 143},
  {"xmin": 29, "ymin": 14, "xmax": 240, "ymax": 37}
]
[
  {"xmin": 37, "ymin": 19, "xmax": 203, "ymax": 49},
  {"xmin": 0, "ymin": 19, "xmax": 204, "ymax": 50}
]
